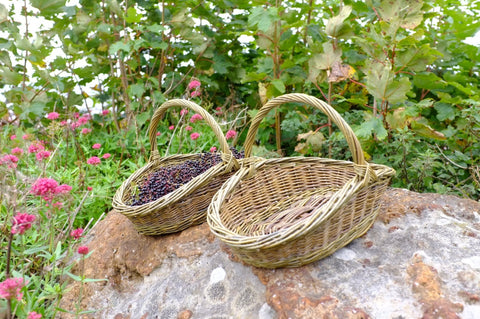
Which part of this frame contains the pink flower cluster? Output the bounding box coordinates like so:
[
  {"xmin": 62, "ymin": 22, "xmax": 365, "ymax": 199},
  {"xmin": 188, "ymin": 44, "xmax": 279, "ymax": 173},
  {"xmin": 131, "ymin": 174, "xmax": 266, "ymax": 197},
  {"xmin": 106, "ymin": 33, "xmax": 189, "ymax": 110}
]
[
  {"xmin": 102, "ymin": 109, "xmax": 110, "ymax": 116},
  {"xmin": 0, "ymin": 154, "xmax": 19, "ymax": 169},
  {"xmin": 225, "ymin": 130, "xmax": 237, "ymax": 140},
  {"xmin": 30, "ymin": 178, "xmax": 72, "ymax": 201},
  {"xmin": 71, "ymin": 114, "xmax": 91, "ymax": 130},
  {"xmin": 87, "ymin": 156, "xmax": 101, "ymax": 165},
  {"xmin": 190, "ymin": 113, "xmax": 203, "ymax": 123},
  {"xmin": 210, "ymin": 146, "xmax": 217, "ymax": 152},
  {"xmin": 180, "ymin": 109, "xmax": 189, "ymax": 116},
  {"xmin": 28, "ymin": 312, "xmax": 42, "ymax": 319},
  {"xmin": 190, "ymin": 132, "xmax": 200, "ymax": 140},
  {"xmin": 28, "ymin": 142, "xmax": 45, "ymax": 154},
  {"xmin": 0, "ymin": 277, "xmax": 25, "ymax": 301},
  {"xmin": 92, "ymin": 143, "xmax": 101, "ymax": 149},
  {"xmin": 11, "ymin": 147, "xmax": 24, "ymax": 155},
  {"xmin": 47, "ymin": 112, "xmax": 59, "ymax": 120},
  {"xmin": 35, "ymin": 150, "xmax": 51, "ymax": 161},
  {"xmin": 11, "ymin": 213, "xmax": 36, "ymax": 235},
  {"xmin": 78, "ymin": 246, "xmax": 89, "ymax": 255},
  {"xmin": 70, "ymin": 228, "xmax": 84, "ymax": 240},
  {"xmin": 187, "ymin": 79, "xmax": 201, "ymax": 98}
]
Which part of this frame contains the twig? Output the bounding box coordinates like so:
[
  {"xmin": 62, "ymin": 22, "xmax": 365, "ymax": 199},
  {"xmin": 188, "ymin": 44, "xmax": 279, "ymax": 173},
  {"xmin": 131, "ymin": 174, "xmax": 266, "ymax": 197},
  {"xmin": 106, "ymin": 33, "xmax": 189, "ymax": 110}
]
[{"xmin": 435, "ymin": 144, "xmax": 468, "ymax": 169}]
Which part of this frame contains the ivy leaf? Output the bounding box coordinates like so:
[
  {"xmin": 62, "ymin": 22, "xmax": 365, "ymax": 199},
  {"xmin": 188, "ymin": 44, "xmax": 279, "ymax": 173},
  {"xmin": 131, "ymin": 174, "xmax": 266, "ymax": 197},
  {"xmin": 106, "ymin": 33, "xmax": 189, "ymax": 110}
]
[
  {"xmin": 355, "ymin": 116, "xmax": 388, "ymax": 140},
  {"xmin": 325, "ymin": 5, "xmax": 352, "ymax": 38}
]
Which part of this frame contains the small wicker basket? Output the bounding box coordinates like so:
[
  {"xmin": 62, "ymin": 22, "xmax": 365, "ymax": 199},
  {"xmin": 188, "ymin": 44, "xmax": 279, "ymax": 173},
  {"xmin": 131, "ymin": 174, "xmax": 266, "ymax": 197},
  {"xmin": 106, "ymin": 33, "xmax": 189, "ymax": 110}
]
[
  {"xmin": 113, "ymin": 99, "xmax": 239, "ymax": 235},
  {"xmin": 207, "ymin": 93, "xmax": 395, "ymax": 268}
]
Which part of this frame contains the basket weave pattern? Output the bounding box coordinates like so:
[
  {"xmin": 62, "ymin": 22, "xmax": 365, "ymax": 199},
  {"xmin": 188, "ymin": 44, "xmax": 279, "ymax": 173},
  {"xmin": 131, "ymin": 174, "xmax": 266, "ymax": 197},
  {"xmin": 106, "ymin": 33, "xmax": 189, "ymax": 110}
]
[
  {"xmin": 208, "ymin": 93, "xmax": 395, "ymax": 268},
  {"xmin": 113, "ymin": 99, "xmax": 239, "ymax": 235}
]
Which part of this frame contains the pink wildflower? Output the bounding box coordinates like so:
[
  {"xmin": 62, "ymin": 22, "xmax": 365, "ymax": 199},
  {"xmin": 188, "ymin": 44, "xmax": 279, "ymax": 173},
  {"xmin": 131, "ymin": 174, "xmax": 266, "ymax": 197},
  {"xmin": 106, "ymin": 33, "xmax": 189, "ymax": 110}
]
[
  {"xmin": 215, "ymin": 107, "xmax": 223, "ymax": 115},
  {"xmin": 1, "ymin": 154, "xmax": 19, "ymax": 169},
  {"xmin": 28, "ymin": 142, "xmax": 44, "ymax": 154},
  {"xmin": 35, "ymin": 150, "xmax": 51, "ymax": 161},
  {"xmin": 30, "ymin": 178, "xmax": 71, "ymax": 201},
  {"xmin": 87, "ymin": 156, "xmax": 101, "ymax": 165},
  {"xmin": 190, "ymin": 132, "xmax": 200, "ymax": 140},
  {"xmin": 102, "ymin": 153, "xmax": 111, "ymax": 159},
  {"xmin": 11, "ymin": 147, "xmax": 24, "ymax": 155},
  {"xmin": 70, "ymin": 228, "xmax": 84, "ymax": 240},
  {"xmin": 10, "ymin": 135, "xmax": 16, "ymax": 140},
  {"xmin": 87, "ymin": 186, "xmax": 93, "ymax": 191},
  {"xmin": 190, "ymin": 113, "xmax": 203, "ymax": 123},
  {"xmin": 185, "ymin": 125, "xmax": 192, "ymax": 131},
  {"xmin": 156, "ymin": 132, "xmax": 161, "ymax": 136},
  {"xmin": 80, "ymin": 128, "xmax": 92, "ymax": 135},
  {"xmin": 180, "ymin": 109, "xmax": 189, "ymax": 116},
  {"xmin": 60, "ymin": 120, "xmax": 68, "ymax": 126},
  {"xmin": 46, "ymin": 112, "xmax": 59, "ymax": 120},
  {"xmin": 77, "ymin": 114, "xmax": 90, "ymax": 125},
  {"xmin": 191, "ymin": 90, "xmax": 201, "ymax": 98},
  {"xmin": 210, "ymin": 146, "xmax": 217, "ymax": 152},
  {"xmin": 11, "ymin": 213, "xmax": 36, "ymax": 235},
  {"xmin": 92, "ymin": 143, "xmax": 101, "ymax": 149},
  {"xmin": 187, "ymin": 80, "xmax": 201, "ymax": 90},
  {"xmin": 74, "ymin": 112, "xmax": 80, "ymax": 119},
  {"xmin": 78, "ymin": 246, "xmax": 89, "ymax": 255},
  {"xmin": 22, "ymin": 134, "xmax": 29, "ymax": 140},
  {"xmin": 102, "ymin": 109, "xmax": 110, "ymax": 116},
  {"xmin": 28, "ymin": 312, "xmax": 42, "ymax": 319},
  {"xmin": 0, "ymin": 278, "xmax": 25, "ymax": 300},
  {"xmin": 169, "ymin": 125, "xmax": 174, "ymax": 130},
  {"xmin": 226, "ymin": 130, "xmax": 237, "ymax": 140}
]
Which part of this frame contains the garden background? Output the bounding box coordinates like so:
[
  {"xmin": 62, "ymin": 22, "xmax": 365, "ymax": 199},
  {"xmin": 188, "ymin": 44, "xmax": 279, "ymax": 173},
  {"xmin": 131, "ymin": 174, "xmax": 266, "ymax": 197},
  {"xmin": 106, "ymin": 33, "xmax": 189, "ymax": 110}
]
[{"xmin": 0, "ymin": 0, "xmax": 479, "ymax": 317}]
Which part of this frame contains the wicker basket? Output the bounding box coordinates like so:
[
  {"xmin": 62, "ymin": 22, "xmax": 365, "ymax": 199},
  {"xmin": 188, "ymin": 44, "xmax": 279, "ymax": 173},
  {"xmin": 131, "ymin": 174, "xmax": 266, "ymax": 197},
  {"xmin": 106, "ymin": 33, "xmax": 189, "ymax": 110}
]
[
  {"xmin": 207, "ymin": 93, "xmax": 395, "ymax": 268},
  {"xmin": 113, "ymin": 99, "xmax": 239, "ymax": 235}
]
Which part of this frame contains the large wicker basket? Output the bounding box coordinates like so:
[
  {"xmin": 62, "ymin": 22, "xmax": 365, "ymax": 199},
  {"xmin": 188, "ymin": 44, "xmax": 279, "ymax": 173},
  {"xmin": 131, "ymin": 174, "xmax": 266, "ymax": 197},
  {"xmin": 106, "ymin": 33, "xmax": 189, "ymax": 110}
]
[
  {"xmin": 113, "ymin": 99, "xmax": 239, "ymax": 235},
  {"xmin": 207, "ymin": 93, "xmax": 395, "ymax": 268}
]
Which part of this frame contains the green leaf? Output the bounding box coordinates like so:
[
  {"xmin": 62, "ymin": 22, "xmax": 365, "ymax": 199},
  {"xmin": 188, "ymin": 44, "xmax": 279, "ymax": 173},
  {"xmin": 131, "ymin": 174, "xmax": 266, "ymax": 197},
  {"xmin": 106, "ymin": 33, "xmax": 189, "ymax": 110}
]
[
  {"xmin": 23, "ymin": 245, "xmax": 49, "ymax": 255},
  {"xmin": 0, "ymin": 4, "xmax": 8, "ymax": 23},
  {"xmin": 30, "ymin": 0, "xmax": 66, "ymax": 15},
  {"xmin": 0, "ymin": 67, "xmax": 22, "ymax": 85},
  {"xmin": 355, "ymin": 116, "xmax": 388, "ymax": 140},
  {"xmin": 271, "ymin": 79, "xmax": 285, "ymax": 94},
  {"xmin": 396, "ymin": 44, "xmax": 441, "ymax": 72},
  {"xmin": 125, "ymin": 7, "xmax": 142, "ymax": 23},
  {"xmin": 136, "ymin": 112, "xmax": 150, "ymax": 126},
  {"xmin": 325, "ymin": 5, "xmax": 352, "ymax": 38},
  {"xmin": 145, "ymin": 24, "xmax": 165, "ymax": 34},
  {"xmin": 434, "ymin": 103, "xmax": 457, "ymax": 121},
  {"xmin": 365, "ymin": 62, "xmax": 411, "ymax": 104},
  {"xmin": 128, "ymin": 83, "xmax": 145, "ymax": 98},
  {"xmin": 248, "ymin": 6, "xmax": 279, "ymax": 32},
  {"xmin": 377, "ymin": 0, "xmax": 424, "ymax": 30},
  {"xmin": 213, "ymin": 55, "xmax": 232, "ymax": 74},
  {"xmin": 413, "ymin": 73, "xmax": 446, "ymax": 90},
  {"xmin": 109, "ymin": 41, "xmax": 131, "ymax": 55}
]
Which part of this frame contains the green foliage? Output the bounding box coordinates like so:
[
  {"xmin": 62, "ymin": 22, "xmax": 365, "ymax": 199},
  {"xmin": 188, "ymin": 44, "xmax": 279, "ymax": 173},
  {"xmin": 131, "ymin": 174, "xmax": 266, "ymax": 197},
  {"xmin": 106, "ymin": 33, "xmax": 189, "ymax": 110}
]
[{"xmin": 1, "ymin": 0, "xmax": 480, "ymax": 314}]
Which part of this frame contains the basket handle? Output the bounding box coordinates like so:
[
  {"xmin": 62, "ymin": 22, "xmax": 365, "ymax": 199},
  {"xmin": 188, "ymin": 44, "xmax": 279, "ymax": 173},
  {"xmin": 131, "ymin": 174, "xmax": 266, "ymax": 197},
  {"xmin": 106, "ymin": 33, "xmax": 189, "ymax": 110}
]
[
  {"xmin": 148, "ymin": 99, "xmax": 238, "ymax": 168},
  {"xmin": 244, "ymin": 93, "xmax": 366, "ymax": 165}
]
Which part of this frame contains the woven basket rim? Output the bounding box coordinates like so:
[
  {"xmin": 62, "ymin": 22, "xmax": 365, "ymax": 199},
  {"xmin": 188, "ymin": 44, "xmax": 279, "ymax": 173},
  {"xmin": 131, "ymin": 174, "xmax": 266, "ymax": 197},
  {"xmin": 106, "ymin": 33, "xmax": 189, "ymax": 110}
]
[{"xmin": 207, "ymin": 157, "xmax": 395, "ymax": 248}]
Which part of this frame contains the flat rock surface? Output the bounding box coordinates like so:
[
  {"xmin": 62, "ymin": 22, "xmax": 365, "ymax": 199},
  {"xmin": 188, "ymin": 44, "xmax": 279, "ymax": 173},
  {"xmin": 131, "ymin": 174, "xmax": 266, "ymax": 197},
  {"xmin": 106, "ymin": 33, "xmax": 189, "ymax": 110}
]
[{"xmin": 59, "ymin": 188, "xmax": 480, "ymax": 319}]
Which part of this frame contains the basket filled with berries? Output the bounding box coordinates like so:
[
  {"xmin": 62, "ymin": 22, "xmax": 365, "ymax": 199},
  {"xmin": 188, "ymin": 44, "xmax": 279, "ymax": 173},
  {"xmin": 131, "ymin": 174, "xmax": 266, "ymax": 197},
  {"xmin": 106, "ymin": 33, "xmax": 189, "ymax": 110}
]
[
  {"xmin": 207, "ymin": 93, "xmax": 395, "ymax": 268},
  {"xmin": 113, "ymin": 99, "xmax": 243, "ymax": 235}
]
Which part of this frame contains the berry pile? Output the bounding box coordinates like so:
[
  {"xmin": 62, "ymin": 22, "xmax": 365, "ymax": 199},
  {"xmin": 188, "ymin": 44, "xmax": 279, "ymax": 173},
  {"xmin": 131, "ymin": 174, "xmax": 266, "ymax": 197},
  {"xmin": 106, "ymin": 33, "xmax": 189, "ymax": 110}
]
[{"xmin": 131, "ymin": 148, "xmax": 244, "ymax": 206}]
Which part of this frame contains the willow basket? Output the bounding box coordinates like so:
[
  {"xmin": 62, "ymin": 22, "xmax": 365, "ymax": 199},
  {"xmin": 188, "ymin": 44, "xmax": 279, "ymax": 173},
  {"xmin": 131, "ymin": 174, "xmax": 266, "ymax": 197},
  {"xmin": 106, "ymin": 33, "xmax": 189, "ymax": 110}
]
[
  {"xmin": 113, "ymin": 99, "xmax": 239, "ymax": 235},
  {"xmin": 207, "ymin": 93, "xmax": 395, "ymax": 268}
]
